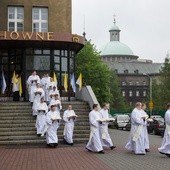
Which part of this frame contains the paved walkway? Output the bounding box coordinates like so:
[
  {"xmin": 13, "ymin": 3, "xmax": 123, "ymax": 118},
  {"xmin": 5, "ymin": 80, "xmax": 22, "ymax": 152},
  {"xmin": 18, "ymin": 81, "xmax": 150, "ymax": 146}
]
[{"xmin": 0, "ymin": 129, "xmax": 169, "ymax": 170}]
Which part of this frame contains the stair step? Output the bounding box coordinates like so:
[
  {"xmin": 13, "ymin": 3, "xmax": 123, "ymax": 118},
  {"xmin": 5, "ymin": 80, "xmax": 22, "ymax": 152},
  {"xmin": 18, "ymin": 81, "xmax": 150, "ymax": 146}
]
[
  {"xmin": 0, "ymin": 138, "xmax": 88, "ymax": 145},
  {"xmin": 0, "ymin": 117, "xmax": 89, "ymax": 121},
  {"xmin": 0, "ymin": 126, "xmax": 90, "ymax": 132},
  {"xmin": 0, "ymin": 101, "xmax": 90, "ymax": 145},
  {"xmin": 0, "ymin": 129, "xmax": 90, "ymax": 136},
  {"xmin": 0, "ymin": 134, "xmax": 90, "ymax": 141}
]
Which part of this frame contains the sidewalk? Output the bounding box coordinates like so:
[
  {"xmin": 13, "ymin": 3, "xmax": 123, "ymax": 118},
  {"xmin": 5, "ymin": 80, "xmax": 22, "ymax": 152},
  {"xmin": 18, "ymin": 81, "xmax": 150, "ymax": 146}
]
[
  {"xmin": 0, "ymin": 129, "xmax": 170, "ymax": 170},
  {"xmin": 0, "ymin": 144, "xmax": 111, "ymax": 170}
]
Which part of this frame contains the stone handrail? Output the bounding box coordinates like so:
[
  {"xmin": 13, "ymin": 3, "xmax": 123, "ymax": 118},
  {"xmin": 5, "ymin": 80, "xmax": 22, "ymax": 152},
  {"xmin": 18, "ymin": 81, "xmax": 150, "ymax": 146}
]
[{"xmin": 75, "ymin": 85, "xmax": 101, "ymax": 110}]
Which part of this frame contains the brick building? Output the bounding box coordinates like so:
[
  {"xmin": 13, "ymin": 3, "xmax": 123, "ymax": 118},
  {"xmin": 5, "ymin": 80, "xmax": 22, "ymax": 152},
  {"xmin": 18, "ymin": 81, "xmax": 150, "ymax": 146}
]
[
  {"xmin": 0, "ymin": 0, "xmax": 84, "ymax": 100},
  {"xmin": 100, "ymin": 19, "xmax": 162, "ymax": 106}
]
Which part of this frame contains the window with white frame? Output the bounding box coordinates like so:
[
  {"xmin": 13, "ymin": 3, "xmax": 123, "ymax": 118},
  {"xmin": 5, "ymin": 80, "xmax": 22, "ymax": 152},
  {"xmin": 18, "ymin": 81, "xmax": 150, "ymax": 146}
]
[
  {"xmin": 136, "ymin": 81, "xmax": 139, "ymax": 86},
  {"xmin": 122, "ymin": 90, "xmax": 126, "ymax": 97},
  {"xmin": 122, "ymin": 81, "xmax": 126, "ymax": 86},
  {"xmin": 143, "ymin": 81, "xmax": 146, "ymax": 86},
  {"xmin": 32, "ymin": 7, "xmax": 48, "ymax": 32},
  {"xmin": 143, "ymin": 90, "xmax": 146, "ymax": 96},
  {"xmin": 129, "ymin": 81, "xmax": 133, "ymax": 86},
  {"xmin": 129, "ymin": 90, "xmax": 133, "ymax": 97},
  {"xmin": 8, "ymin": 6, "xmax": 24, "ymax": 31},
  {"xmin": 136, "ymin": 90, "xmax": 140, "ymax": 97}
]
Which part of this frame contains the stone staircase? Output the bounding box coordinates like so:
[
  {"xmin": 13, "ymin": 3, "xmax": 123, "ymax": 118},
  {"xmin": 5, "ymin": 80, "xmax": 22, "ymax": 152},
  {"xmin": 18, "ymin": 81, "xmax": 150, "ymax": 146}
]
[{"xmin": 0, "ymin": 101, "xmax": 90, "ymax": 145}]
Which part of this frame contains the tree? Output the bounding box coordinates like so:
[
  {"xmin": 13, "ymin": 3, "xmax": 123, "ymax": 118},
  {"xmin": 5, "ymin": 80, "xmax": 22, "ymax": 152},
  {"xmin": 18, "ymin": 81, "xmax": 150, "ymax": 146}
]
[
  {"xmin": 152, "ymin": 56, "xmax": 170, "ymax": 110},
  {"xmin": 75, "ymin": 41, "xmax": 127, "ymax": 111}
]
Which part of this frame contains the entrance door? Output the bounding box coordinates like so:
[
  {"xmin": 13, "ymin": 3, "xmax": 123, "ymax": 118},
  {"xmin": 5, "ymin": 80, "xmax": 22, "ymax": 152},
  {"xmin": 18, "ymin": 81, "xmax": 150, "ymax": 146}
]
[{"xmin": 0, "ymin": 49, "xmax": 23, "ymax": 97}]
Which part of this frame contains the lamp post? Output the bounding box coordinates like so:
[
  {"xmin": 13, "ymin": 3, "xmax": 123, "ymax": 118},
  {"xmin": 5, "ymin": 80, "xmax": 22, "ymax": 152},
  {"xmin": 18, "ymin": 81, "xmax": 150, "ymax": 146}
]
[{"xmin": 143, "ymin": 73, "xmax": 153, "ymax": 116}]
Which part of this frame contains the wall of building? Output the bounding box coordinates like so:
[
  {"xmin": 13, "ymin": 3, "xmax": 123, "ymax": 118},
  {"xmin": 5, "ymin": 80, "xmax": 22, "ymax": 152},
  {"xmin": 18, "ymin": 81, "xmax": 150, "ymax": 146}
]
[{"xmin": 0, "ymin": 0, "xmax": 71, "ymax": 33}]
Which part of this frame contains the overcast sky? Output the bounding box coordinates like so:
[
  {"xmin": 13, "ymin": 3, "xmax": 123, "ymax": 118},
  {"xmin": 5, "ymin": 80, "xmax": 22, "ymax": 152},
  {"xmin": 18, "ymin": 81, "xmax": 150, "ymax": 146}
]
[{"xmin": 72, "ymin": 0, "xmax": 170, "ymax": 63}]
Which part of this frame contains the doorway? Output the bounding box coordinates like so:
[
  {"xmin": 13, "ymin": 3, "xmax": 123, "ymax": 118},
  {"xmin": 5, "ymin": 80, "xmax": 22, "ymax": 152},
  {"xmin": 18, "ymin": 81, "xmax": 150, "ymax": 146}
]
[{"xmin": 0, "ymin": 49, "xmax": 23, "ymax": 97}]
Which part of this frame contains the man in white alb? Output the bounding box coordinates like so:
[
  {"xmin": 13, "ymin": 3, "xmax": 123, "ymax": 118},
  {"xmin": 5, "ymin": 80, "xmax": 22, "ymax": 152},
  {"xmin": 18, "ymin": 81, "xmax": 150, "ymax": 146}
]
[
  {"xmin": 86, "ymin": 104, "xmax": 104, "ymax": 154},
  {"xmin": 158, "ymin": 103, "xmax": 170, "ymax": 157},
  {"xmin": 27, "ymin": 71, "xmax": 40, "ymax": 103},
  {"xmin": 63, "ymin": 104, "xmax": 77, "ymax": 145},
  {"xmin": 125, "ymin": 102, "xmax": 146, "ymax": 155},
  {"xmin": 100, "ymin": 103, "xmax": 116, "ymax": 150}
]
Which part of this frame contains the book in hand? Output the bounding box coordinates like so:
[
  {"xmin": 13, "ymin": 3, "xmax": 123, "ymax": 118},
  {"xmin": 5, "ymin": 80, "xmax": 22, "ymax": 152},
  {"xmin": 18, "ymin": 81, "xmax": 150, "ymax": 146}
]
[
  {"xmin": 106, "ymin": 118, "xmax": 115, "ymax": 122},
  {"xmin": 34, "ymin": 91, "xmax": 42, "ymax": 95},
  {"xmin": 38, "ymin": 110, "xmax": 46, "ymax": 113},
  {"xmin": 97, "ymin": 118, "xmax": 115, "ymax": 122},
  {"xmin": 31, "ymin": 80, "xmax": 37, "ymax": 84},
  {"xmin": 51, "ymin": 115, "xmax": 62, "ymax": 121}
]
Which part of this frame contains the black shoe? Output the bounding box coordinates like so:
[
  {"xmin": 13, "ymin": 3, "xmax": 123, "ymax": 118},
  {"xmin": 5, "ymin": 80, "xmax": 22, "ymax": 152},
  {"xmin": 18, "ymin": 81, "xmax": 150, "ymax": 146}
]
[
  {"xmin": 136, "ymin": 153, "xmax": 145, "ymax": 155},
  {"xmin": 85, "ymin": 147, "xmax": 92, "ymax": 152},
  {"xmin": 165, "ymin": 153, "xmax": 170, "ymax": 157},
  {"xmin": 53, "ymin": 143, "xmax": 58, "ymax": 148},
  {"xmin": 49, "ymin": 143, "xmax": 54, "ymax": 148},
  {"xmin": 98, "ymin": 150, "xmax": 105, "ymax": 154},
  {"xmin": 69, "ymin": 143, "xmax": 74, "ymax": 146},
  {"xmin": 110, "ymin": 146, "xmax": 116, "ymax": 150},
  {"xmin": 145, "ymin": 149, "xmax": 150, "ymax": 152},
  {"xmin": 37, "ymin": 134, "xmax": 41, "ymax": 137},
  {"xmin": 159, "ymin": 152, "xmax": 166, "ymax": 155}
]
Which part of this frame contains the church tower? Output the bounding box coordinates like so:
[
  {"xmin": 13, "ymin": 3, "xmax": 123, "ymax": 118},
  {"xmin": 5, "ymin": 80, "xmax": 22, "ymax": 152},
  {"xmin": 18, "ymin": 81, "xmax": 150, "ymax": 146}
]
[{"xmin": 109, "ymin": 17, "xmax": 120, "ymax": 41}]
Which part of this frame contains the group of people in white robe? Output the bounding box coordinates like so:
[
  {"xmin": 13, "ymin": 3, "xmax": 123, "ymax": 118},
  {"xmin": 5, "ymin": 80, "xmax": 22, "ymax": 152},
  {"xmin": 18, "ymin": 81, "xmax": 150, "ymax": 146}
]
[
  {"xmin": 86, "ymin": 102, "xmax": 170, "ymax": 157},
  {"xmin": 86, "ymin": 103, "xmax": 116, "ymax": 154},
  {"xmin": 125, "ymin": 102, "xmax": 170, "ymax": 157},
  {"xmin": 27, "ymin": 71, "xmax": 77, "ymax": 148}
]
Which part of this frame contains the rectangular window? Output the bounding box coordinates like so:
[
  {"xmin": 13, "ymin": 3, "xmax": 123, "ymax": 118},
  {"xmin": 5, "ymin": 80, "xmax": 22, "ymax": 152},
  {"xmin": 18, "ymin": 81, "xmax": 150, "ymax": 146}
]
[
  {"xmin": 143, "ymin": 90, "xmax": 146, "ymax": 97},
  {"xmin": 122, "ymin": 90, "xmax": 126, "ymax": 97},
  {"xmin": 136, "ymin": 90, "xmax": 140, "ymax": 97},
  {"xmin": 129, "ymin": 90, "xmax": 133, "ymax": 97},
  {"xmin": 32, "ymin": 7, "xmax": 48, "ymax": 32},
  {"xmin": 8, "ymin": 6, "xmax": 24, "ymax": 31}
]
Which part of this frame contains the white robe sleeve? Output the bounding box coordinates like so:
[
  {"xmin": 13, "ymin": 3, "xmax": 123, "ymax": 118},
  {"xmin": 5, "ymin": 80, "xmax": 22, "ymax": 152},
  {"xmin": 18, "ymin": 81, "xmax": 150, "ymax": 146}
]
[
  {"xmin": 89, "ymin": 111, "xmax": 99, "ymax": 128},
  {"xmin": 37, "ymin": 76, "xmax": 40, "ymax": 84},
  {"xmin": 46, "ymin": 112, "xmax": 52, "ymax": 125},
  {"xmin": 63, "ymin": 110, "xmax": 69, "ymax": 122},
  {"xmin": 132, "ymin": 110, "xmax": 145, "ymax": 125},
  {"xmin": 165, "ymin": 110, "xmax": 170, "ymax": 126},
  {"xmin": 27, "ymin": 76, "xmax": 32, "ymax": 86}
]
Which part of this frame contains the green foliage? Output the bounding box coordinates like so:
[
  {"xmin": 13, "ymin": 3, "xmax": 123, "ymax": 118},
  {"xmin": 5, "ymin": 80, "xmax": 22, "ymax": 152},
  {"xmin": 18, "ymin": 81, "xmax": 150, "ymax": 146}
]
[
  {"xmin": 152, "ymin": 57, "xmax": 170, "ymax": 110},
  {"xmin": 75, "ymin": 41, "xmax": 127, "ymax": 111}
]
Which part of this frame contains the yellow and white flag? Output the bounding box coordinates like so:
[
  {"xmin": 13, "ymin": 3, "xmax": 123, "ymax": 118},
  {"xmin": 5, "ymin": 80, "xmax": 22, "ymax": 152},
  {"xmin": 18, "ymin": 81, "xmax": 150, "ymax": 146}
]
[
  {"xmin": 12, "ymin": 70, "xmax": 16, "ymax": 87},
  {"xmin": 64, "ymin": 73, "xmax": 68, "ymax": 92},
  {"xmin": 76, "ymin": 73, "xmax": 82, "ymax": 90},
  {"xmin": 18, "ymin": 77, "xmax": 22, "ymax": 96},
  {"xmin": 53, "ymin": 71, "xmax": 57, "ymax": 82}
]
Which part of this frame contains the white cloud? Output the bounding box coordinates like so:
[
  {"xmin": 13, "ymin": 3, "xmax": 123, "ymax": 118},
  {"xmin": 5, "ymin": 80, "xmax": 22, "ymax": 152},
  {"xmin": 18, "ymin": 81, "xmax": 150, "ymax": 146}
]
[{"xmin": 72, "ymin": 0, "xmax": 170, "ymax": 63}]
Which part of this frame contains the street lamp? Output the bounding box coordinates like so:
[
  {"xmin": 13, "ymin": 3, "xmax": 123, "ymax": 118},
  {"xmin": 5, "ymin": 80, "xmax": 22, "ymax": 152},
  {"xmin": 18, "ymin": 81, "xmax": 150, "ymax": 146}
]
[{"xmin": 143, "ymin": 73, "xmax": 153, "ymax": 116}]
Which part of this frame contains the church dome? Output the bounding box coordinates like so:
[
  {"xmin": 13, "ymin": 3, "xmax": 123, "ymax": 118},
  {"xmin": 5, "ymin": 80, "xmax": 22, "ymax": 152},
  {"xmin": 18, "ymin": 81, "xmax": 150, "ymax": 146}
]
[
  {"xmin": 100, "ymin": 41, "xmax": 134, "ymax": 56},
  {"xmin": 109, "ymin": 25, "xmax": 120, "ymax": 31}
]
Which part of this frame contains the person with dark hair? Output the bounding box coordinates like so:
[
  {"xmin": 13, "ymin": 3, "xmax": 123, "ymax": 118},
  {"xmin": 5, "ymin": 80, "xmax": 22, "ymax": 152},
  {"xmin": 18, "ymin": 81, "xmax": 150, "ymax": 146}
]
[
  {"xmin": 86, "ymin": 104, "xmax": 104, "ymax": 154},
  {"xmin": 63, "ymin": 104, "xmax": 77, "ymax": 145},
  {"xmin": 35, "ymin": 97, "xmax": 48, "ymax": 136},
  {"xmin": 158, "ymin": 103, "xmax": 170, "ymax": 157},
  {"xmin": 27, "ymin": 71, "xmax": 40, "ymax": 103},
  {"xmin": 46, "ymin": 104, "xmax": 61, "ymax": 148},
  {"xmin": 100, "ymin": 103, "xmax": 116, "ymax": 150}
]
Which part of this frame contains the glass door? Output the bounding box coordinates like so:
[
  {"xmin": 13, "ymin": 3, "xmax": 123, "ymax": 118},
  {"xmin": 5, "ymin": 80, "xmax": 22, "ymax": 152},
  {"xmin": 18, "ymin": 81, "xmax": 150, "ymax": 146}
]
[{"xmin": 0, "ymin": 49, "xmax": 23, "ymax": 97}]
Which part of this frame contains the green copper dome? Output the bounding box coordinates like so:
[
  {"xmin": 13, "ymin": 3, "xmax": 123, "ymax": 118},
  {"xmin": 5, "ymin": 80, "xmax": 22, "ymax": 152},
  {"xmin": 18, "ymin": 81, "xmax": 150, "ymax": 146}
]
[
  {"xmin": 109, "ymin": 25, "xmax": 120, "ymax": 31},
  {"xmin": 100, "ymin": 41, "xmax": 134, "ymax": 56}
]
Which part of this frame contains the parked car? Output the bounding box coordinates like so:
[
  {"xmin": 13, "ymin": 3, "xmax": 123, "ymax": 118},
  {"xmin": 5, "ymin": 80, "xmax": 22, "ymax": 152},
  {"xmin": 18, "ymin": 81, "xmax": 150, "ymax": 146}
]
[
  {"xmin": 108, "ymin": 114, "xmax": 115, "ymax": 128},
  {"xmin": 114, "ymin": 114, "xmax": 130, "ymax": 130},
  {"xmin": 125, "ymin": 115, "xmax": 165, "ymax": 136},
  {"xmin": 147, "ymin": 117, "xmax": 165, "ymax": 135}
]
